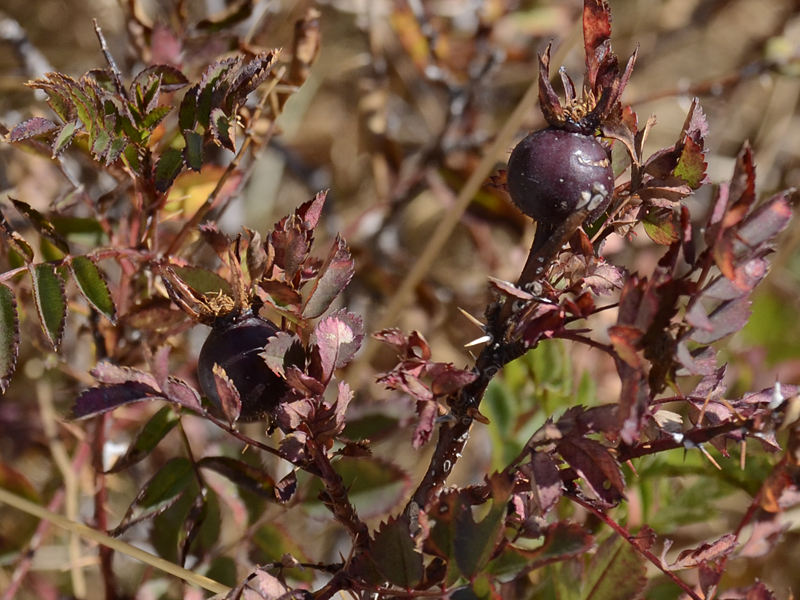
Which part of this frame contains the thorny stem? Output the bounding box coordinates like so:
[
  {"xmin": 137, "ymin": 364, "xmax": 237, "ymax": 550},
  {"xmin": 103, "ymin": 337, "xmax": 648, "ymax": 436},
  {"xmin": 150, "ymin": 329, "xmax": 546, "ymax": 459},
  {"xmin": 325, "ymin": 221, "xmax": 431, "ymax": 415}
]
[
  {"xmin": 569, "ymin": 493, "xmax": 704, "ymax": 600},
  {"xmin": 407, "ymin": 206, "xmax": 592, "ymax": 514},
  {"xmin": 616, "ymin": 418, "xmax": 750, "ymax": 462},
  {"xmin": 308, "ymin": 436, "xmax": 370, "ymax": 555}
]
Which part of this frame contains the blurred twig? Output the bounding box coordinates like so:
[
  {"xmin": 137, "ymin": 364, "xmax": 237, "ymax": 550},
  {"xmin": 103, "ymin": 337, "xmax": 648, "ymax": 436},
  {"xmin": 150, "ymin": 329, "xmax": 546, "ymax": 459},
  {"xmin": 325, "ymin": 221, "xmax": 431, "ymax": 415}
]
[{"xmin": 36, "ymin": 379, "xmax": 87, "ymax": 599}]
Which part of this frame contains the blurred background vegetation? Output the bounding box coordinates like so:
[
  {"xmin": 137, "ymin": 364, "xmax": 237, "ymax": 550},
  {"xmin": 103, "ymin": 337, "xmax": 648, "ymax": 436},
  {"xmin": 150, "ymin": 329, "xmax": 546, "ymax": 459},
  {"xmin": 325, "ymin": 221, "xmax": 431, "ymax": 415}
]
[{"xmin": 1, "ymin": 0, "xmax": 800, "ymax": 598}]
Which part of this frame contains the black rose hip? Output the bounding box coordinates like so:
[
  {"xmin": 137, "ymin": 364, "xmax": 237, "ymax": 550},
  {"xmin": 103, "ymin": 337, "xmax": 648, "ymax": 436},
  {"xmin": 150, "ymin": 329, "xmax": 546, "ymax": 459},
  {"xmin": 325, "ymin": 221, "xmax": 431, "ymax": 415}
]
[
  {"xmin": 197, "ymin": 314, "xmax": 287, "ymax": 420},
  {"xmin": 506, "ymin": 128, "xmax": 614, "ymax": 226}
]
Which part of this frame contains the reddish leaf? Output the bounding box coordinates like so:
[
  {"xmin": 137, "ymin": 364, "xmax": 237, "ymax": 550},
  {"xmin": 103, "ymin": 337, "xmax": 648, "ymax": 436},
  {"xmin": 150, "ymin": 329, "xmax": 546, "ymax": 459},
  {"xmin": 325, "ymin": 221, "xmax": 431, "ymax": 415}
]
[
  {"xmin": 669, "ymin": 534, "xmax": 737, "ymax": 570},
  {"xmin": 690, "ymin": 297, "xmax": 751, "ymax": 344},
  {"xmin": 428, "ymin": 363, "xmax": 477, "ymax": 397},
  {"xmin": 212, "ymin": 364, "xmax": 241, "ymax": 425},
  {"xmin": 739, "ymin": 512, "xmax": 788, "ymax": 558},
  {"xmin": 251, "ymin": 569, "xmax": 289, "ymax": 600},
  {"xmin": 413, "ymin": 399, "xmax": 438, "ymax": 449},
  {"xmin": 523, "ymin": 451, "xmax": 563, "ymax": 515},
  {"xmin": 367, "ymin": 515, "xmax": 424, "ymax": 589},
  {"xmin": 302, "ymin": 235, "xmax": 355, "ymax": 319},
  {"xmin": 310, "ymin": 312, "xmax": 363, "ymax": 382},
  {"xmin": 91, "ymin": 362, "xmax": 159, "ymax": 388},
  {"xmin": 9, "ymin": 117, "xmax": 58, "ymax": 141},
  {"xmin": 284, "ymin": 365, "xmax": 324, "ymax": 396},
  {"xmin": 261, "ymin": 331, "xmax": 305, "ymax": 379},
  {"xmin": 583, "ymin": 0, "xmax": 613, "ymax": 90},
  {"xmin": 71, "ymin": 382, "xmax": 164, "ymax": 420},
  {"xmin": 164, "ymin": 378, "xmax": 203, "ymax": 412},
  {"xmin": 132, "ymin": 64, "xmax": 189, "ymax": 93},
  {"xmin": 556, "ymin": 436, "xmax": 626, "ymax": 504},
  {"xmin": 275, "ymin": 470, "xmax": 297, "ymax": 503}
]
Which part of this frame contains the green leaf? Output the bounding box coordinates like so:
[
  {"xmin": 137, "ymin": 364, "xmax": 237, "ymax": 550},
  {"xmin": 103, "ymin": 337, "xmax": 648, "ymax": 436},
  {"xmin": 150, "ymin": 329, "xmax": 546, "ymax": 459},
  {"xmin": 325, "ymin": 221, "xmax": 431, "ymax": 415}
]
[
  {"xmin": 112, "ymin": 457, "xmax": 195, "ymax": 536},
  {"xmin": 583, "ymin": 534, "xmax": 647, "ymax": 600},
  {"xmin": 209, "ymin": 107, "xmax": 235, "ymax": 151},
  {"xmin": 29, "ymin": 263, "xmax": 67, "ymax": 350},
  {"xmin": 142, "ymin": 105, "xmax": 173, "ymax": 131},
  {"xmin": 183, "ymin": 130, "xmax": 204, "ymax": 172},
  {"xmin": 368, "ymin": 515, "xmax": 424, "ymax": 589},
  {"xmin": 178, "ymin": 85, "xmax": 198, "ymax": 132},
  {"xmin": 674, "ymin": 137, "xmax": 707, "ymax": 189},
  {"xmin": 454, "ymin": 473, "xmax": 514, "ymax": 579},
  {"xmin": 154, "ymin": 147, "xmax": 185, "ymax": 193},
  {"xmin": 198, "ymin": 456, "xmax": 277, "ymax": 500},
  {"xmin": 642, "ymin": 207, "xmax": 679, "ymax": 245},
  {"xmin": 69, "ymin": 255, "xmax": 117, "ymax": 323},
  {"xmin": 169, "ymin": 265, "xmax": 232, "ymax": 297},
  {"xmin": 122, "ymin": 144, "xmax": 142, "ymax": 173},
  {"xmin": 106, "ymin": 406, "xmax": 179, "ymax": 473},
  {"xmin": 0, "ymin": 284, "xmax": 19, "ymax": 393},
  {"xmin": 106, "ymin": 137, "xmax": 127, "ymax": 165},
  {"xmin": 51, "ymin": 120, "xmax": 81, "ymax": 157},
  {"xmin": 11, "ymin": 199, "xmax": 70, "ymax": 255},
  {"xmin": 0, "ymin": 210, "xmax": 33, "ymax": 263},
  {"xmin": 133, "ymin": 64, "xmax": 189, "ymax": 93},
  {"xmin": 196, "ymin": 59, "xmax": 238, "ymax": 126},
  {"xmin": 302, "ymin": 235, "xmax": 355, "ymax": 319},
  {"xmin": 91, "ymin": 128, "xmax": 111, "ymax": 159}
]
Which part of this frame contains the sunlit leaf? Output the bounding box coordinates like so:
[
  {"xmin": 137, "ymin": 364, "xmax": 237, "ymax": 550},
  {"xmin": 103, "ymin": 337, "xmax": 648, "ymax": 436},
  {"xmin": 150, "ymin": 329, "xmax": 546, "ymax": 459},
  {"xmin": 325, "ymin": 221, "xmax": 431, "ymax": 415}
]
[{"xmin": 302, "ymin": 235, "xmax": 354, "ymax": 319}]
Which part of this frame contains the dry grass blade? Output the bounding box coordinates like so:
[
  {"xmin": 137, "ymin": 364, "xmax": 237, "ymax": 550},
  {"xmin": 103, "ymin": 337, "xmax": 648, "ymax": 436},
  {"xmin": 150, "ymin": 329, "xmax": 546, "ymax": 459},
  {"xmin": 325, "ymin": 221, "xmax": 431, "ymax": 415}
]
[{"xmin": 0, "ymin": 487, "xmax": 231, "ymax": 595}]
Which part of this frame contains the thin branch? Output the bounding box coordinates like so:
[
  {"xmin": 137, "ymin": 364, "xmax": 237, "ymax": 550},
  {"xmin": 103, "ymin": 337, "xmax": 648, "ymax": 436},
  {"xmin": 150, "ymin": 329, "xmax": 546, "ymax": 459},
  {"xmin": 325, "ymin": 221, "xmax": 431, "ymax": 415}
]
[{"xmin": 569, "ymin": 493, "xmax": 703, "ymax": 600}]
